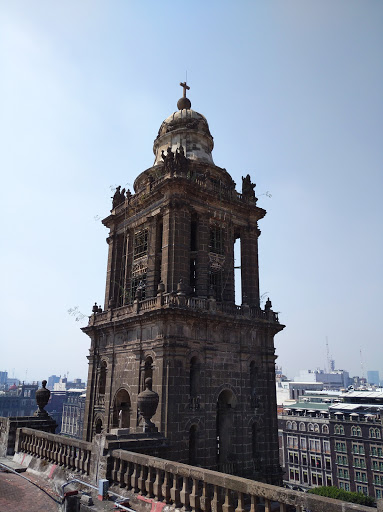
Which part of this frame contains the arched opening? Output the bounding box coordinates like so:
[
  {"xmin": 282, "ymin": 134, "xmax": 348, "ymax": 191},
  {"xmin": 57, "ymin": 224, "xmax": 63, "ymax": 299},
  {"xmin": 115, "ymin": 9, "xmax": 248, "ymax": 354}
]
[
  {"xmin": 188, "ymin": 424, "xmax": 198, "ymax": 465},
  {"xmin": 95, "ymin": 418, "xmax": 103, "ymax": 434},
  {"xmin": 99, "ymin": 361, "xmax": 107, "ymax": 396},
  {"xmin": 216, "ymin": 389, "xmax": 237, "ymax": 472},
  {"xmin": 112, "ymin": 389, "xmax": 131, "ymax": 429},
  {"xmin": 142, "ymin": 356, "xmax": 153, "ymax": 390}
]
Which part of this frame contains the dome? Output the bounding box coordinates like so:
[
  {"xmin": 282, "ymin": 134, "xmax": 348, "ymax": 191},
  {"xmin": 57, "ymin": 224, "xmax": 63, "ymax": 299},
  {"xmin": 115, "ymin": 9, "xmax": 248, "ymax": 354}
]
[{"xmin": 153, "ymin": 107, "xmax": 214, "ymax": 166}]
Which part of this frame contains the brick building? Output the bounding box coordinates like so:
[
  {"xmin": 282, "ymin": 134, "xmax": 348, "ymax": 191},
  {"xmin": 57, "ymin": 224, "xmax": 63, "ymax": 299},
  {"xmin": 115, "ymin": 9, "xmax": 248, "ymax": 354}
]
[
  {"xmin": 279, "ymin": 390, "xmax": 383, "ymax": 500},
  {"xmin": 82, "ymin": 85, "xmax": 284, "ymax": 483}
]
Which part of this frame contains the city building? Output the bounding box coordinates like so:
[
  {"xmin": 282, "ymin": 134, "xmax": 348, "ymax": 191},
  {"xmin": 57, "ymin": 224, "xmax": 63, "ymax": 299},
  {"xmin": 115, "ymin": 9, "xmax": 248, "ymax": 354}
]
[
  {"xmin": 81, "ymin": 85, "xmax": 285, "ymax": 483},
  {"xmin": 367, "ymin": 371, "xmax": 380, "ymax": 387},
  {"xmin": 279, "ymin": 390, "xmax": 383, "ymax": 500},
  {"xmin": 61, "ymin": 390, "xmax": 86, "ymax": 439},
  {"xmin": 294, "ymin": 369, "xmax": 351, "ymax": 390},
  {"xmin": 0, "ymin": 383, "xmax": 38, "ymax": 417},
  {"xmin": 47, "ymin": 375, "xmax": 60, "ymax": 389}
]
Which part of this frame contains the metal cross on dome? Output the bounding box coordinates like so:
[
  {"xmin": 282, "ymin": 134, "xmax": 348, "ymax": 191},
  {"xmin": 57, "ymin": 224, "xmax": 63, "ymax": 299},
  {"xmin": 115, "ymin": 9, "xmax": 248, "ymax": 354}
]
[{"xmin": 180, "ymin": 81, "xmax": 190, "ymax": 98}]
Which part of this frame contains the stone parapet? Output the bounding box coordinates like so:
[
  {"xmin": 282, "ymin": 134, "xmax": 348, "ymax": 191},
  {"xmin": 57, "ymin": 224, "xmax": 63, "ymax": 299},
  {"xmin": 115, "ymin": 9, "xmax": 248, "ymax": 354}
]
[{"xmin": 0, "ymin": 416, "xmax": 57, "ymax": 457}]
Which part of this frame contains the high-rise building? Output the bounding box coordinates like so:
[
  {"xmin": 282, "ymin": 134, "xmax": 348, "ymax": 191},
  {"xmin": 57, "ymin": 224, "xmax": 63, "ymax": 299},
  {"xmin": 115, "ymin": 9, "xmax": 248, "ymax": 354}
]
[
  {"xmin": 82, "ymin": 85, "xmax": 284, "ymax": 483},
  {"xmin": 367, "ymin": 371, "xmax": 380, "ymax": 387}
]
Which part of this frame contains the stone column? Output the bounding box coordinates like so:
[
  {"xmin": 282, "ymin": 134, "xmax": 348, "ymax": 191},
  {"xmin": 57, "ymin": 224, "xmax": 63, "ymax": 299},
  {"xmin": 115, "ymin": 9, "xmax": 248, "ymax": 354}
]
[
  {"xmin": 104, "ymin": 232, "xmax": 116, "ymax": 309},
  {"xmin": 145, "ymin": 217, "xmax": 159, "ymax": 298},
  {"xmin": 240, "ymin": 226, "xmax": 260, "ymax": 307}
]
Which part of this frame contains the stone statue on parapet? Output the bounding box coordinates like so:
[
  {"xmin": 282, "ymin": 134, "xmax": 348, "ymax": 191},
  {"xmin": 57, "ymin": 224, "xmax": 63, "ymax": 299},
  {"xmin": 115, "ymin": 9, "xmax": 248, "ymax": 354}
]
[
  {"xmin": 161, "ymin": 146, "xmax": 175, "ymax": 174},
  {"xmin": 175, "ymin": 144, "xmax": 188, "ymax": 173},
  {"xmin": 111, "ymin": 185, "xmax": 126, "ymax": 210},
  {"xmin": 242, "ymin": 174, "xmax": 256, "ymax": 200}
]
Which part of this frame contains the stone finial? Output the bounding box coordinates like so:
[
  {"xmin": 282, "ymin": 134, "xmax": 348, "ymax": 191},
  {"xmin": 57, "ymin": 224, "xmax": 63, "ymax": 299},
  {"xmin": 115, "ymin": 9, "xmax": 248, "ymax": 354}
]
[
  {"xmin": 137, "ymin": 378, "xmax": 159, "ymax": 432},
  {"xmin": 35, "ymin": 380, "xmax": 51, "ymax": 417}
]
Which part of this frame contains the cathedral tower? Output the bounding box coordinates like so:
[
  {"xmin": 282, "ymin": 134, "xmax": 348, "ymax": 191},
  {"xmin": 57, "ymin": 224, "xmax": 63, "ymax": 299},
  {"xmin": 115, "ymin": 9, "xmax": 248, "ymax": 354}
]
[{"xmin": 82, "ymin": 84, "xmax": 284, "ymax": 484}]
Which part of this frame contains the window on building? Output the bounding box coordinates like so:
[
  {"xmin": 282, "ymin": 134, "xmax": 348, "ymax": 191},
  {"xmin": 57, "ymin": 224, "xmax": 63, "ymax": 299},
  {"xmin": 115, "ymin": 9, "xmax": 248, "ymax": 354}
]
[
  {"xmin": 292, "ymin": 421, "xmax": 297, "ymax": 430},
  {"xmin": 287, "ymin": 436, "xmax": 298, "ymax": 449},
  {"xmin": 323, "ymin": 440, "xmax": 330, "ymax": 454},
  {"xmin": 325, "ymin": 457, "xmax": 331, "ymax": 470},
  {"xmin": 286, "ymin": 421, "xmax": 292, "ymax": 430},
  {"xmin": 133, "ymin": 229, "xmax": 149, "ymax": 259},
  {"xmin": 314, "ymin": 424, "xmax": 319, "ymax": 433},
  {"xmin": 302, "ymin": 454, "xmax": 308, "ymax": 466},
  {"xmin": 322, "ymin": 424, "xmax": 329, "ymax": 434},
  {"xmin": 335, "ymin": 441, "xmax": 347, "ymax": 453},
  {"xmin": 209, "ymin": 225, "xmax": 224, "ymax": 255},
  {"xmin": 352, "ymin": 443, "xmax": 365, "ymax": 455},
  {"xmin": 299, "ymin": 422, "xmax": 306, "ymax": 431},
  {"xmin": 300, "ymin": 437, "xmax": 307, "ymax": 450},
  {"xmin": 303, "ymin": 471, "xmax": 308, "ymax": 483}
]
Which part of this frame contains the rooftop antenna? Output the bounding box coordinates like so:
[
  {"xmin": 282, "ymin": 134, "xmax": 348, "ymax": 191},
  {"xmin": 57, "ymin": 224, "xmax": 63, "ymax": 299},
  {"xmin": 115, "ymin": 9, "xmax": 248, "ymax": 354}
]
[
  {"xmin": 326, "ymin": 336, "xmax": 330, "ymax": 373},
  {"xmin": 360, "ymin": 348, "xmax": 365, "ymax": 379}
]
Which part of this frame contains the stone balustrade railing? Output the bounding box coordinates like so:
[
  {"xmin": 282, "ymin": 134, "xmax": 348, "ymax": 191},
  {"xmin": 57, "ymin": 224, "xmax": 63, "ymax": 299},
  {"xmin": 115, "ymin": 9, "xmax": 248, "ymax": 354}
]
[
  {"xmin": 108, "ymin": 449, "xmax": 373, "ymax": 512},
  {"xmin": 15, "ymin": 427, "xmax": 92, "ymax": 475},
  {"xmin": 90, "ymin": 294, "xmax": 279, "ymax": 326}
]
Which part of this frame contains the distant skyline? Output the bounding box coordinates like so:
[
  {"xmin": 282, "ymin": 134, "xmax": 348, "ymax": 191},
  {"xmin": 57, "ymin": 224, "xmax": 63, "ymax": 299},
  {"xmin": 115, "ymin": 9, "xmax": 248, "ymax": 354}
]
[{"xmin": 1, "ymin": 1, "xmax": 382, "ymax": 382}]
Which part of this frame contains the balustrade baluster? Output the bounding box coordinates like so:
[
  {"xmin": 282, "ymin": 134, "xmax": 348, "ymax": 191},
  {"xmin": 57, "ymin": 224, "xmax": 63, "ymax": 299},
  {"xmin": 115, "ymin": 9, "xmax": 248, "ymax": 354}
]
[
  {"xmin": 83, "ymin": 449, "xmax": 90, "ymax": 475},
  {"xmin": 211, "ymin": 484, "xmax": 221, "ymax": 512},
  {"xmin": 70, "ymin": 445, "xmax": 75, "ymax": 468},
  {"xmin": 170, "ymin": 475, "xmax": 181, "ymax": 507},
  {"xmin": 145, "ymin": 466, "xmax": 155, "ymax": 497},
  {"xmin": 180, "ymin": 476, "xmax": 190, "ymax": 511},
  {"xmin": 112, "ymin": 457, "xmax": 120, "ymax": 483},
  {"xmin": 222, "ymin": 488, "xmax": 233, "ymax": 512},
  {"xmin": 75, "ymin": 448, "xmax": 81, "ymax": 471},
  {"xmin": 53, "ymin": 441, "xmax": 59, "ymax": 465},
  {"xmin": 58, "ymin": 443, "xmax": 64, "ymax": 466},
  {"xmin": 249, "ymin": 495, "xmax": 258, "ymax": 512},
  {"xmin": 124, "ymin": 462, "xmax": 133, "ymax": 489},
  {"xmin": 234, "ymin": 492, "xmax": 245, "ymax": 512},
  {"xmin": 153, "ymin": 467, "xmax": 162, "ymax": 501},
  {"xmin": 189, "ymin": 477, "xmax": 200, "ymax": 512},
  {"xmin": 162, "ymin": 471, "xmax": 171, "ymax": 503},
  {"xmin": 37, "ymin": 437, "xmax": 43, "ymax": 458},
  {"xmin": 117, "ymin": 460, "xmax": 127, "ymax": 487},
  {"xmin": 131, "ymin": 463, "xmax": 139, "ymax": 493},
  {"xmin": 138, "ymin": 465, "xmax": 147, "ymax": 495},
  {"xmin": 200, "ymin": 481, "xmax": 211, "ymax": 512},
  {"xmin": 63, "ymin": 444, "xmax": 69, "ymax": 467}
]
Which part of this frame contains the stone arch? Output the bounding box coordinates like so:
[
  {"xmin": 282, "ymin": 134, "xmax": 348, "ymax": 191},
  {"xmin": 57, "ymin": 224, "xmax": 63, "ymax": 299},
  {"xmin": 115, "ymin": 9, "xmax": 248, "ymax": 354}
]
[
  {"xmin": 216, "ymin": 388, "xmax": 237, "ymax": 470},
  {"xmin": 141, "ymin": 354, "xmax": 154, "ymax": 391},
  {"xmin": 112, "ymin": 388, "xmax": 132, "ymax": 429}
]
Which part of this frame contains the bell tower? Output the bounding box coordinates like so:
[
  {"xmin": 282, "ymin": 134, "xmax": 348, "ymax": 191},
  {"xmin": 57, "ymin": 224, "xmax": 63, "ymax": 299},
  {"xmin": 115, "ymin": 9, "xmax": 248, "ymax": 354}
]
[{"xmin": 82, "ymin": 84, "xmax": 284, "ymax": 484}]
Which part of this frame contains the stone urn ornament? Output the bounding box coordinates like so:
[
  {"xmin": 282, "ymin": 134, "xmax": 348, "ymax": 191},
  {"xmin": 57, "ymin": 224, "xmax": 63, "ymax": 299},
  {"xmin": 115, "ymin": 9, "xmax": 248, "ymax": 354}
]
[
  {"xmin": 35, "ymin": 380, "xmax": 51, "ymax": 417},
  {"xmin": 137, "ymin": 378, "xmax": 159, "ymax": 432}
]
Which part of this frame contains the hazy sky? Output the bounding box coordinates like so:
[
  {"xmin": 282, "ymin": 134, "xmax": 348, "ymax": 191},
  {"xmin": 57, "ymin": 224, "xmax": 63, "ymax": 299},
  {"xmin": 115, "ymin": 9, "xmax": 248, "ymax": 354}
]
[{"xmin": 1, "ymin": 1, "xmax": 382, "ymax": 383}]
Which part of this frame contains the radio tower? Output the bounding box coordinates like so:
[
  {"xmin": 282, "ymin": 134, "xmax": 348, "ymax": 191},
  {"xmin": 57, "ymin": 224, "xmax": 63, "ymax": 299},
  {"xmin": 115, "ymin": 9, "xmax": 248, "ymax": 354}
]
[{"xmin": 360, "ymin": 348, "xmax": 365, "ymax": 379}]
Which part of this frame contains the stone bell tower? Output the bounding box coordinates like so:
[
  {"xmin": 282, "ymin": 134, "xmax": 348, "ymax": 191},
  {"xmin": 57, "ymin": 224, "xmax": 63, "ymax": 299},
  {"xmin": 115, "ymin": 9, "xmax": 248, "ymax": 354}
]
[{"xmin": 82, "ymin": 83, "xmax": 284, "ymax": 484}]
